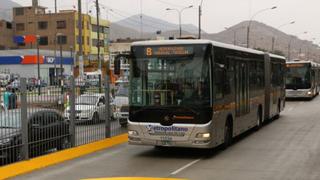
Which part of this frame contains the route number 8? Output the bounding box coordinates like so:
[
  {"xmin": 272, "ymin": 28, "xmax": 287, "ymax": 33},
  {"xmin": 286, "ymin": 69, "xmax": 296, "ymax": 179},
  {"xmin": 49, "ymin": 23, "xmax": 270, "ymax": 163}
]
[{"xmin": 146, "ymin": 48, "xmax": 153, "ymax": 56}]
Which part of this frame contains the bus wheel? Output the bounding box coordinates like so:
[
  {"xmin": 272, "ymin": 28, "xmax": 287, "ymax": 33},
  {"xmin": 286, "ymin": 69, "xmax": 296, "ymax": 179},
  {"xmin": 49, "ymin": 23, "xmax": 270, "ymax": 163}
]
[
  {"xmin": 222, "ymin": 118, "xmax": 232, "ymax": 150},
  {"xmin": 255, "ymin": 108, "xmax": 262, "ymax": 131}
]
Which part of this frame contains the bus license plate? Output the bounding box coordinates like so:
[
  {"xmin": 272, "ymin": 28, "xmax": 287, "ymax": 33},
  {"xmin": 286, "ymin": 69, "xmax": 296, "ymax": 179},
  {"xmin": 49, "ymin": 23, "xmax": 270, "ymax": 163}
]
[{"xmin": 160, "ymin": 136, "xmax": 172, "ymax": 146}]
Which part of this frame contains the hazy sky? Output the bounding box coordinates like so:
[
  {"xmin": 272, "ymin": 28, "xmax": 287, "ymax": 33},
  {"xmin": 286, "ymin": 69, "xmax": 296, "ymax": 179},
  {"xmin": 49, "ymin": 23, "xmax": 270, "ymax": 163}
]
[{"xmin": 12, "ymin": 0, "xmax": 320, "ymax": 42}]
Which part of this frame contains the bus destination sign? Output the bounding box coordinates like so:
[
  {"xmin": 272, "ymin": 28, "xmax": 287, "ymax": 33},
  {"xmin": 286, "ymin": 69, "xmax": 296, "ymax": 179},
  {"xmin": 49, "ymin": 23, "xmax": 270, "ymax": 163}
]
[
  {"xmin": 145, "ymin": 46, "xmax": 194, "ymax": 57},
  {"xmin": 286, "ymin": 63, "xmax": 306, "ymax": 68}
]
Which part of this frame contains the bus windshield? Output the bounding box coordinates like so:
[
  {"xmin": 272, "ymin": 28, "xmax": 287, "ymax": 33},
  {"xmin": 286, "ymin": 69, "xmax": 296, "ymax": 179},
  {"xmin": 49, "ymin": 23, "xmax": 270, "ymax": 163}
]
[
  {"xmin": 130, "ymin": 44, "xmax": 211, "ymax": 108},
  {"xmin": 286, "ymin": 64, "xmax": 311, "ymax": 89}
]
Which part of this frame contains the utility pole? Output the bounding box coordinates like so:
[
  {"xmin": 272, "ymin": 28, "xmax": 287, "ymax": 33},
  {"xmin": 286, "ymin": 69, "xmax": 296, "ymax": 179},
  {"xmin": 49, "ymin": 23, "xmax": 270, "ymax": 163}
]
[
  {"xmin": 198, "ymin": 0, "xmax": 204, "ymax": 39},
  {"xmin": 55, "ymin": 0, "xmax": 57, "ymax": 13},
  {"xmin": 54, "ymin": 0, "xmax": 57, "ymax": 85},
  {"xmin": 78, "ymin": 0, "xmax": 84, "ymax": 78},
  {"xmin": 96, "ymin": 0, "xmax": 102, "ymax": 92},
  {"xmin": 140, "ymin": 0, "xmax": 143, "ymax": 39}
]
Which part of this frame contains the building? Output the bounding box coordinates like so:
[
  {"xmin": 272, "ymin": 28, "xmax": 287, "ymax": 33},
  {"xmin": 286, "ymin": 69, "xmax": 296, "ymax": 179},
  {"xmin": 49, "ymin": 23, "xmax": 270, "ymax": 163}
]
[
  {"xmin": 109, "ymin": 42, "xmax": 131, "ymax": 83},
  {"xmin": 0, "ymin": 20, "xmax": 15, "ymax": 49},
  {"xmin": 12, "ymin": 5, "xmax": 110, "ymax": 62},
  {"xmin": 0, "ymin": 49, "xmax": 73, "ymax": 85}
]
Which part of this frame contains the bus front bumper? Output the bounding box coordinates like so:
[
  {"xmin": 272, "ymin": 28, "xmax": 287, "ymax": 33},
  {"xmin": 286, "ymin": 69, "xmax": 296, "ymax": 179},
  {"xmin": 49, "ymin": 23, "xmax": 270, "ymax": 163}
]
[
  {"xmin": 286, "ymin": 89, "xmax": 313, "ymax": 98},
  {"xmin": 128, "ymin": 121, "xmax": 215, "ymax": 149}
]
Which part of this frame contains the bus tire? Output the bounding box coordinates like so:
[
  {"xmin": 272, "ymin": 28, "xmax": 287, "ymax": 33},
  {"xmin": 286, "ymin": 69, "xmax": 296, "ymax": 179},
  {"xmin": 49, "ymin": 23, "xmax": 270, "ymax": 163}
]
[
  {"xmin": 255, "ymin": 107, "xmax": 263, "ymax": 131},
  {"xmin": 222, "ymin": 117, "xmax": 233, "ymax": 150}
]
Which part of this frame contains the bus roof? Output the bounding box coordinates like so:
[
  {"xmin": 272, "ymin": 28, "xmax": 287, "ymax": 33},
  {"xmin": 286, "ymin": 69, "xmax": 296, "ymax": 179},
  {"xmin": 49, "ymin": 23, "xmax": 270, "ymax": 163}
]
[
  {"xmin": 132, "ymin": 39, "xmax": 286, "ymax": 60},
  {"xmin": 269, "ymin": 54, "xmax": 286, "ymax": 60},
  {"xmin": 132, "ymin": 40, "xmax": 264, "ymax": 55}
]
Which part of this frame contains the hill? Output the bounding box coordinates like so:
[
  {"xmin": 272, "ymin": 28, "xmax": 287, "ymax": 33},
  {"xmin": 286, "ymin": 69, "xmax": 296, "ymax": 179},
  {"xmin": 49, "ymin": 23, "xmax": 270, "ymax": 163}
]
[
  {"xmin": 110, "ymin": 16, "xmax": 319, "ymax": 61},
  {"xmin": 211, "ymin": 21, "xmax": 318, "ymax": 61},
  {"xmin": 114, "ymin": 14, "xmax": 205, "ymax": 35}
]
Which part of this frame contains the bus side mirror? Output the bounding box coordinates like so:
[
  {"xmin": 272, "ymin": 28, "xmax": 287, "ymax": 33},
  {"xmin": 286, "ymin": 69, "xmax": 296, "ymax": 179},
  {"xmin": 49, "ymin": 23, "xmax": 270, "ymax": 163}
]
[{"xmin": 114, "ymin": 54, "xmax": 131, "ymax": 75}]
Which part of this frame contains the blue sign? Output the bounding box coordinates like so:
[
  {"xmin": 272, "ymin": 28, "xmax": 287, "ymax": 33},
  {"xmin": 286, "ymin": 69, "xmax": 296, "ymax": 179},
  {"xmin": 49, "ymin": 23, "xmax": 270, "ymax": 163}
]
[{"xmin": 44, "ymin": 57, "xmax": 74, "ymax": 65}]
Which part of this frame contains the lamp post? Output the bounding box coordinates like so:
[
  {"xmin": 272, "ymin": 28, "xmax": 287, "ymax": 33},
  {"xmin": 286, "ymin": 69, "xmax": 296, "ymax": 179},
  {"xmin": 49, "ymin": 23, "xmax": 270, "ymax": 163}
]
[
  {"xmin": 247, "ymin": 6, "xmax": 277, "ymax": 48},
  {"xmin": 36, "ymin": 35, "xmax": 41, "ymax": 96},
  {"xmin": 271, "ymin": 21, "xmax": 295, "ymax": 52},
  {"xmin": 166, "ymin": 5, "xmax": 193, "ymax": 38},
  {"xmin": 57, "ymin": 33, "xmax": 64, "ymax": 94},
  {"xmin": 288, "ymin": 31, "xmax": 307, "ymax": 61},
  {"xmin": 198, "ymin": 0, "xmax": 204, "ymax": 39}
]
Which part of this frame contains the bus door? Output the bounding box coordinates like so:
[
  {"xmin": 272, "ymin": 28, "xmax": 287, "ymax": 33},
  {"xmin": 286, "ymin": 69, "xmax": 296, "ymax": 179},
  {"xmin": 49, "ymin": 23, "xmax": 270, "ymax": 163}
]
[{"xmin": 235, "ymin": 61, "xmax": 250, "ymax": 131}]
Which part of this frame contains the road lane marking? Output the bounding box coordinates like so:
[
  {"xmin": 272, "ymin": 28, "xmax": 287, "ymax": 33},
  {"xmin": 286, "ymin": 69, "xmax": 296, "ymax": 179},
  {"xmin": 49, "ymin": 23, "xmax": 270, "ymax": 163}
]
[
  {"xmin": 83, "ymin": 178, "xmax": 187, "ymax": 180},
  {"xmin": 170, "ymin": 158, "xmax": 202, "ymax": 175}
]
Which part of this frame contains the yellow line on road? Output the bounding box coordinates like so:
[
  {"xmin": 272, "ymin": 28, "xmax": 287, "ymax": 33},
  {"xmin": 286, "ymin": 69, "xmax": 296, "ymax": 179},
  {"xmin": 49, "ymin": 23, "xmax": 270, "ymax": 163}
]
[
  {"xmin": 83, "ymin": 178, "xmax": 187, "ymax": 180},
  {"xmin": 0, "ymin": 134, "xmax": 128, "ymax": 180}
]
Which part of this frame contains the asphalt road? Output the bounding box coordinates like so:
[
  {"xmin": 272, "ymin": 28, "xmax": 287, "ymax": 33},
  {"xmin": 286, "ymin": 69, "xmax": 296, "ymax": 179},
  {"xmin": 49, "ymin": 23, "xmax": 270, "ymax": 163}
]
[{"xmin": 14, "ymin": 96, "xmax": 320, "ymax": 180}]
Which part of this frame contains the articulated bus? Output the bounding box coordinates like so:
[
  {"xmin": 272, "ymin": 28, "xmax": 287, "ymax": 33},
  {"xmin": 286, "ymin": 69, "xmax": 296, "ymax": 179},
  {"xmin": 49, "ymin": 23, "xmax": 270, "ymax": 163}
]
[
  {"xmin": 286, "ymin": 60, "xmax": 320, "ymax": 99},
  {"xmin": 124, "ymin": 40, "xmax": 286, "ymax": 149}
]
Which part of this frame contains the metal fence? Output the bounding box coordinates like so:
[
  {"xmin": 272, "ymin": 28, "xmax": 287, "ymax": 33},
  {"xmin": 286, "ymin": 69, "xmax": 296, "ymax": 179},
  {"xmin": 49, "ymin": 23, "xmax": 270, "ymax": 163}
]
[{"xmin": 0, "ymin": 76, "xmax": 127, "ymax": 166}]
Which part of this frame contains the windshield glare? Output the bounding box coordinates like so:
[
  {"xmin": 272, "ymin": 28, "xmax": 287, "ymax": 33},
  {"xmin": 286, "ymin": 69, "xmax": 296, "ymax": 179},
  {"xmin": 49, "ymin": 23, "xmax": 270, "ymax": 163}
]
[
  {"xmin": 76, "ymin": 96, "xmax": 98, "ymax": 105},
  {"xmin": 130, "ymin": 45, "xmax": 210, "ymax": 107}
]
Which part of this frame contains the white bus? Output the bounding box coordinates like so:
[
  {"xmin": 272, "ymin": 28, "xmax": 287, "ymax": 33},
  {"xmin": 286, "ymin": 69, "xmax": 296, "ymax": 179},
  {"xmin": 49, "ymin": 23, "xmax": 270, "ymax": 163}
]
[
  {"xmin": 115, "ymin": 40, "xmax": 286, "ymax": 149},
  {"xmin": 286, "ymin": 61, "xmax": 320, "ymax": 99}
]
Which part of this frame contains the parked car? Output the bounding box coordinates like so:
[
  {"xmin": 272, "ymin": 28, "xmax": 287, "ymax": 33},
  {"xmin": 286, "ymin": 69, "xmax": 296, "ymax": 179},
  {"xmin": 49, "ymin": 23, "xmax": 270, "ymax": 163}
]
[
  {"xmin": 113, "ymin": 87, "xmax": 129, "ymax": 127},
  {"xmin": 0, "ymin": 109, "xmax": 70, "ymax": 165},
  {"xmin": 65, "ymin": 94, "xmax": 110, "ymax": 123}
]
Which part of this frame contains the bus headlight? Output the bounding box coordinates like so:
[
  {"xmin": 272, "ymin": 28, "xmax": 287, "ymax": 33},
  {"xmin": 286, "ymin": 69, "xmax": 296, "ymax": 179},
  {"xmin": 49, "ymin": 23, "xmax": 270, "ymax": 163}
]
[
  {"xmin": 128, "ymin": 130, "xmax": 139, "ymax": 136},
  {"xmin": 308, "ymin": 91, "xmax": 312, "ymax": 95},
  {"xmin": 196, "ymin": 133, "xmax": 211, "ymax": 139}
]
